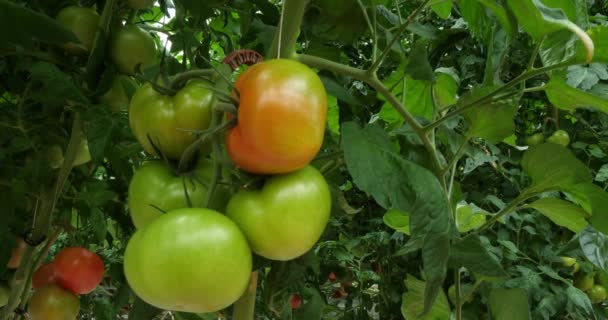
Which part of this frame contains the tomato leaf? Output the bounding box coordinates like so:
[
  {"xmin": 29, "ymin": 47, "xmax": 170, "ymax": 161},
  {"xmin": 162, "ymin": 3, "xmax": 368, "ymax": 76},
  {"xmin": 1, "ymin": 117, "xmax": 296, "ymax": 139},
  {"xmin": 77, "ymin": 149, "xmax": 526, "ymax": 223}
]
[
  {"xmin": 341, "ymin": 122, "xmax": 451, "ymax": 314},
  {"xmin": 579, "ymin": 227, "xmax": 608, "ymax": 272},
  {"xmin": 489, "ymin": 288, "xmax": 532, "ymax": 320},
  {"xmin": 527, "ymin": 198, "xmax": 589, "ymax": 232},
  {"xmin": 401, "ymin": 275, "xmax": 450, "ymax": 320},
  {"xmin": 29, "ymin": 62, "xmax": 88, "ymax": 107},
  {"xmin": 450, "ymin": 235, "xmax": 508, "ymax": 277},
  {"xmin": 544, "ymin": 76, "xmax": 608, "ymax": 115},
  {"xmin": 462, "ymin": 86, "xmax": 519, "ymax": 143},
  {"xmin": 521, "ymin": 143, "xmax": 591, "ymax": 194},
  {"xmin": 404, "ymin": 41, "xmax": 435, "ymax": 82},
  {"xmin": 383, "ymin": 209, "xmax": 410, "ymax": 235},
  {"xmin": 0, "ymin": 0, "xmax": 80, "ymax": 49}
]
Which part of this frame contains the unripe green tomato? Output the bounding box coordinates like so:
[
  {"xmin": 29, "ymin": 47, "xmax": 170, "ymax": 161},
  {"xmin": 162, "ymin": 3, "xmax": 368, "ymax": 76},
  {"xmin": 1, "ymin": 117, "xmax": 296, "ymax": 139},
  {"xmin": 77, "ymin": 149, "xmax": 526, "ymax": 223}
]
[
  {"xmin": 100, "ymin": 76, "xmax": 135, "ymax": 112},
  {"xmin": 587, "ymin": 285, "xmax": 607, "ymax": 303},
  {"xmin": 525, "ymin": 133, "xmax": 544, "ymax": 146},
  {"xmin": 28, "ymin": 285, "xmax": 80, "ymax": 320},
  {"xmin": 128, "ymin": 159, "xmax": 212, "ymax": 228},
  {"xmin": 226, "ymin": 166, "xmax": 331, "ymax": 261},
  {"xmin": 129, "ymin": 80, "xmax": 214, "ymax": 160},
  {"xmin": 124, "ymin": 208, "xmax": 252, "ymax": 313},
  {"xmin": 0, "ymin": 284, "xmax": 9, "ymax": 307},
  {"xmin": 45, "ymin": 145, "xmax": 64, "ymax": 169},
  {"xmin": 73, "ymin": 138, "xmax": 91, "ymax": 166},
  {"xmin": 547, "ymin": 130, "xmax": 570, "ymax": 146},
  {"xmin": 110, "ymin": 25, "xmax": 157, "ymax": 75},
  {"xmin": 574, "ymin": 272, "xmax": 595, "ymax": 291},
  {"xmin": 56, "ymin": 6, "xmax": 100, "ymax": 54},
  {"xmin": 560, "ymin": 256, "xmax": 580, "ymax": 273},
  {"xmin": 126, "ymin": 0, "xmax": 155, "ymax": 9}
]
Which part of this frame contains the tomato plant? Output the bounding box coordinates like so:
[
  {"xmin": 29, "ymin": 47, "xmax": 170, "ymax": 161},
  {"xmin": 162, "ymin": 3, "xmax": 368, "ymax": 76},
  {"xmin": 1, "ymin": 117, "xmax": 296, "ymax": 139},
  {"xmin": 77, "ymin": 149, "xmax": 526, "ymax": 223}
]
[
  {"xmin": 226, "ymin": 166, "xmax": 331, "ymax": 260},
  {"xmin": 32, "ymin": 263, "xmax": 58, "ymax": 290},
  {"xmin": 128, "ymin": 159, "xmax": 213, "ymax": 228},
  {"xmin": 54, "ymin": 247, "xmax": 104, "ymax": 294},
  {"xmin": 55, "ymin": 6, "xmax": 99, "ymax": 54},
  {"xmin": 129, "ymin": 80, "xmax": 215, "ymax": 160},
  {"xmin": 110, "ymin": 24, "xmax": 157, "ymax": 75},
  {"xmin": 226, "ymin": 59, "xmax": 327, "ymax": 174},
  {"xmin": 6, "ymin": 237, "xmax": 26, "ymax": 269},
  {"xmin": 28, "ymin": 285, "xmax": 80, "ymax": 320},
  {"xmin": 124, "ymin": 208, "xmax": 252, "ymax": 313},
  {"xmin": 1, "ymin": 0, "xmax": 608, "ymax": 319}
]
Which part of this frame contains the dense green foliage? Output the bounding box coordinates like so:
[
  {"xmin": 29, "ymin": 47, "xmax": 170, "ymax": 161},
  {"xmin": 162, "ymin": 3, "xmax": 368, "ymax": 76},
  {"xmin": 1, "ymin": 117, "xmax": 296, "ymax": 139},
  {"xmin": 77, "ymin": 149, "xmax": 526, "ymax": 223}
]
[{"xmin": 0, "ymin": 0, "xmax": 607, "ymax": 319}]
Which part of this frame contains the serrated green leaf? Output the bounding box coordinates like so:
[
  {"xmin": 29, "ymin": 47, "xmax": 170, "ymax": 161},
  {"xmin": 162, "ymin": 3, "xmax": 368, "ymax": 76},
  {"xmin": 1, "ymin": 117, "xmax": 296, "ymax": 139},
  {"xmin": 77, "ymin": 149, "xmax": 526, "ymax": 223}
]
[
  {"xmin": 527, "ymin": 198, "xmax": 588, "ymax": 232},
  {"xmin": 455, "ymin": 204, "xmax": 487, "ymax": 232},
  {"xmin": 565, "ymin": 183, "xmax": 608, "ymax": 234},
  {"xmin": 579, "ymin": 227, "xmax": 608, "ymax": 271}
]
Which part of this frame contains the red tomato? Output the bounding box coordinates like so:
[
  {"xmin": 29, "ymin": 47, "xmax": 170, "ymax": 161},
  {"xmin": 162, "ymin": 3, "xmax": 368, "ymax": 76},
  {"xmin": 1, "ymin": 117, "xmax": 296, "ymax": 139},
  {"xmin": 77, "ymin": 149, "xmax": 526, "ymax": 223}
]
[
  {"xmin": 328, "ymin": 272, "xmax": 337, "ymax": 282},
  {"xmin": 226, "ymin": 59, "xmax": 327, "ymax": 174},
  {"xmin": 54, "ymin": 247, "xmax": 104, "ymax": 294},
  {"xmin": 290, "ymin": 294, "xmax": 302, "ymax": 309},
  {"xmin": 32, "ymin": 263, "xmax": 58, "ymax": 290}
]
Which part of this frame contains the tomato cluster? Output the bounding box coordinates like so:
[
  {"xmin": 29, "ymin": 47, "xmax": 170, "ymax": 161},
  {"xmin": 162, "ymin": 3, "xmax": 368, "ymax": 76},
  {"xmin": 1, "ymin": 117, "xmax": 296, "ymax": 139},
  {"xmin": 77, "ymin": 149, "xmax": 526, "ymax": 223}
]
[
  {"xmin": 561, "ymin": 257, "xmax": 608, "ymax": 304},
  {"xmin": 122, "ymin": 57, "xmax": 331, "ymax": 312},
  {"xmin": 28, "ymin": 247, "xmax": 104, "ymax": 319}
]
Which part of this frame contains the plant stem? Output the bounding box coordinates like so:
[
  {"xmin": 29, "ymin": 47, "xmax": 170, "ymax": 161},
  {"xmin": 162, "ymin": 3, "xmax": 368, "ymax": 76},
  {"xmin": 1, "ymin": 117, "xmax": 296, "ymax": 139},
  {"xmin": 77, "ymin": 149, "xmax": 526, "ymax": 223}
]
[
  {"xmin": 476, "ymin": 193, "xmax": 530, "ymax": 233},
  {"xmin": 204, "ymin": 110, "xmax": 224, "ymax": 208},
  {"xmin": 423, "ymin": 60, "xmax": 575, "ymax": 132},
  {"xmin": 455, "ymin": 269, "xmax": 462, "ymax": 320},
  {"xmin": 368, "ymin": 0, "xmax": 431, "ymax": 74},
  {"xmin": 170, "ymin": 69, "xmax": 217, "ymax": 90},
  {"xmin": 268, "ymin": 0, "xmax": 309, "ymax": 59},
  {"xmin": 232, "ymin": 272, "xmax": 259, "ymax": 320}
]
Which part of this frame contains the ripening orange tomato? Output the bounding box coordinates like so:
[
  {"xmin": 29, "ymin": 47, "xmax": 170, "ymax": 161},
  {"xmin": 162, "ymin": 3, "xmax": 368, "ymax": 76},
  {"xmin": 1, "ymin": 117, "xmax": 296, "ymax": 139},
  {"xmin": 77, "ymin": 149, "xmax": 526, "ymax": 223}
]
[{"xmin": 226, "ymin": 59, "xmax": 327, "ymax": 174}]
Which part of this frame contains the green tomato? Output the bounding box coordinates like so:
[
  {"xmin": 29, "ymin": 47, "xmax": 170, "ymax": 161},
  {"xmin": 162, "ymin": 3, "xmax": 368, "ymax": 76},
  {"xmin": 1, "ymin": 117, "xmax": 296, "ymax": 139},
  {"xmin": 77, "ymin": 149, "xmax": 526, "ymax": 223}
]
[
  {"xmin": 129, "ymin": 80, "xmax": 215, "ymax": 160},
  {"xmin": 128, "ymin": 159, "xmax": 212, "ymax": 228},
  {"xmin": 100, "ymin": 76, "xmax": 136, "ymax": 113},
  {"xmin": 124, "ymin": 208, "xmax": 252, "ymax": 313},
  {"xmin": 126, "ymin": 0, "xmax": 155, "ymax": 9},
  {"xmin": 226, "ymin": 165, "xmax": 331, "ymax": 261},
  {"xmin": 45, "ymin": 145, "xmax": 64, "ymax": 169},
  {"xmin": 588, "ymin": 285, "xmax": 607, "ymax": 303},
  {"xmin": 525, "ymin": 133, "xmax": 544, "ymax": 146},
  {"xmin": 110, "ymin": 25, "xmax": 157, "ymax": 75},
  {"xmin": 560, "ymin": 256, "xmax": 580, "ymax": 273},
  {"xmin": 547, "ymin": 130, "xmax": 570, "ymax": 146},
  {"xmin": 56, "ymin": 6, "xmax": 100, "ymax": 54},
  {"xmin": 574, "ymin": 272, "xmax": 595, "ymax": 291},
  {"xmin": 0, "ymin": 285, "xmax": 9, "ymax": 307},
  {"xmin": 28, "ymin": 285, "xmax": 80, "ymax": 320},
  {"xmin": 73, "ymin": 138, "xmax": 91, "ymax": 166}
]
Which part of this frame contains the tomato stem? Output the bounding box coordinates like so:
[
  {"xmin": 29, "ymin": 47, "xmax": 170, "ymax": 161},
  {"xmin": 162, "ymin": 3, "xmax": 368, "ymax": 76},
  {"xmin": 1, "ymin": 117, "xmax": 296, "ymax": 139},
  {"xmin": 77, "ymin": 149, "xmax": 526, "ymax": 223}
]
[
  {"xmin": 267, "ymin": 0, "xmax": 308, "ymax": 59},
  {"xmin": 232, "ymin": 272, "xmax": 259, "ymax": 320}
]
